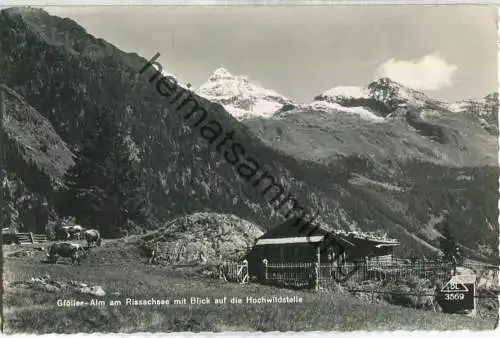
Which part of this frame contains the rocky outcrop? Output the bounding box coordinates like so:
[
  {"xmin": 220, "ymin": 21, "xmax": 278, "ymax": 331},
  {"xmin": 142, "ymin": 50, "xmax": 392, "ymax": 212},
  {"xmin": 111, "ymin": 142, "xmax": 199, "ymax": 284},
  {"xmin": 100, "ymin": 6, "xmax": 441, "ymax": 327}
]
[
  {"xmin": 8, "ymin": 275, "xmax": 106, "ymax": 296},
  {"xmin": 139, "ymin": 213, "xmax": 263, "ymax": 265}
]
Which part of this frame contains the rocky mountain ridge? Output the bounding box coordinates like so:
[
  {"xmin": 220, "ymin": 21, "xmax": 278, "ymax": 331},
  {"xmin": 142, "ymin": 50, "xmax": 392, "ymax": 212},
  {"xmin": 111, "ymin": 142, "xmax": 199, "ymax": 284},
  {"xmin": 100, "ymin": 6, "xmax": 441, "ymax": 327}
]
[
  {"xmin": 245, "ymin": 76, "xmax": 498, "ymax": 167},
  {"xmin": 195, "ymin": 64, "xmax": 498, "ymax": 137}
]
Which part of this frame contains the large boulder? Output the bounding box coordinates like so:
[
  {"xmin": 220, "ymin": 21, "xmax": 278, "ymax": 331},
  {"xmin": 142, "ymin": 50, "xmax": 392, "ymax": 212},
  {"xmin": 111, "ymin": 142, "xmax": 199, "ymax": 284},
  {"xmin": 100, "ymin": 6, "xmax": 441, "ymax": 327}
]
[
  {"xmin": 139, "ymin": 212, "xmax": 263, "ymax": 265},
  {"xmin": 80, "ymin": 285, "xmax": 106, "ymax": 297}
]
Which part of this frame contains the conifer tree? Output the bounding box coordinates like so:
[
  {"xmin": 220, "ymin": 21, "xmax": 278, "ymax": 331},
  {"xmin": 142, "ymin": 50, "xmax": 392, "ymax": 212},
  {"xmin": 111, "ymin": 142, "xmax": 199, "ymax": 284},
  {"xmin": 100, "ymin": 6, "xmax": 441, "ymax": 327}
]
[
  {"xmin": 0, "ymin": 175, "xmax": 20, "ymax": 231},
  {"xmin": 439, "ymin": 216, "xmax": 460, "ymax": 263}
]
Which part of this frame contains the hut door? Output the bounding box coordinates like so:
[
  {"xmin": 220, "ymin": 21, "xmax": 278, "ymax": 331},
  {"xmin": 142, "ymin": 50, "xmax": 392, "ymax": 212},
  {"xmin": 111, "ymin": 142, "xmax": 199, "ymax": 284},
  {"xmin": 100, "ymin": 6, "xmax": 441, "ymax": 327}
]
[{"xmin": 329, "ymin": 245, "xmax": 343, "ymax": 265}]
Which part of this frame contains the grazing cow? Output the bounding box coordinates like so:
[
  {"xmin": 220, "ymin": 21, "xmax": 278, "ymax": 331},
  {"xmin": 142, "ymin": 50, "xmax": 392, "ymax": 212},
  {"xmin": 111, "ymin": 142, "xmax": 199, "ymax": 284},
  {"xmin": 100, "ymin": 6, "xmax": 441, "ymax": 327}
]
[
  {"xmin": 84, "ymin": 229, "xmax": 102, "ymax": 248},
  {"xmin": 54, "ymin": 225, "xmax": 83, "ymax": 241},
  {"xmin": 65, "ymin": 225, "xmax": 85, "ymax": 240},
  {"xmin": 46, "ymin": 242, "xmax": 88, "ymax": 265}
]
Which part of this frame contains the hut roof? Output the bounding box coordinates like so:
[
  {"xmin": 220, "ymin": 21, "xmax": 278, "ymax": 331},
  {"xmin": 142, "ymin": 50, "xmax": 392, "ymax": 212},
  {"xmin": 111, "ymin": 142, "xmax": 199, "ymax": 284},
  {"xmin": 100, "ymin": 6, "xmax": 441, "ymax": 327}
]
[
  {"xmin": 254, "ymin": 217, "xmax": 400, "ymax": 249},
  {"xmin": 258, "ymin": 216, "xmax": 329, "ymax": 240}
]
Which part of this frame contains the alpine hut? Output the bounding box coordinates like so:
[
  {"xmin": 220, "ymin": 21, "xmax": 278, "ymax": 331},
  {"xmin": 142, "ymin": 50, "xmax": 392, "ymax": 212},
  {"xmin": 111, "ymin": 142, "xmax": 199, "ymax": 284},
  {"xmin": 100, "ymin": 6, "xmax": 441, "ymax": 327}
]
[{"xmin": 245, "ymin": 216, "xmax": 400, "ymax": 279}]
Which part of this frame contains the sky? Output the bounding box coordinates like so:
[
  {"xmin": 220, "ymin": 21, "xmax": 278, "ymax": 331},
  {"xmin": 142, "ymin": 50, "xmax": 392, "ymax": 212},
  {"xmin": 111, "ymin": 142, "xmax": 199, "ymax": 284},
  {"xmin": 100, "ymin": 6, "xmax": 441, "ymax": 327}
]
[{"xmin": 42, "ymin": 5, "xmax": 498, "ymax": 103}]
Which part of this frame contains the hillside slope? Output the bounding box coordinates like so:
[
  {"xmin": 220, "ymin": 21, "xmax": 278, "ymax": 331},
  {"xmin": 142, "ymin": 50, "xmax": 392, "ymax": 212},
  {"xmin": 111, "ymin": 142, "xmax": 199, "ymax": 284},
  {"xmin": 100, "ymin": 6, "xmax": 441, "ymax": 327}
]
[
  {"xmin": 0, "ymin": 7, "xmax": 333, "ymax": 233},
  {"xmin": 0, "ymin": 83, "xmax": 74, "ymax": 233},
  {"xmin": 243, "ymin": 78, "xmax": 499, "ymax": 261},
  {"xmin": 4, "ymin": 240, "xmax": 497, "ymax": 332}
]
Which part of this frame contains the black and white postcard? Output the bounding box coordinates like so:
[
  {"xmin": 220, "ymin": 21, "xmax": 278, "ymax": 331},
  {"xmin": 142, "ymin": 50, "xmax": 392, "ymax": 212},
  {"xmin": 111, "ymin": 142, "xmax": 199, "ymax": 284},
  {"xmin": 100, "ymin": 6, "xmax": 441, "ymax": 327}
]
[{"xmin": 1, "ymin": 2, "xmax": 498, "ymax": 333}]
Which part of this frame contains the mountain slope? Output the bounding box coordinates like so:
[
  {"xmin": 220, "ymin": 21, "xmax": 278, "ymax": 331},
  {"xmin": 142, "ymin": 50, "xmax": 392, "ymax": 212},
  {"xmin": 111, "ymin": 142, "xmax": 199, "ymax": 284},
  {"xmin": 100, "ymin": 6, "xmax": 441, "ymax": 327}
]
[
  {"xmin": 243, "ymin": 78, "xmax": 498, "ymax": 260},
  {"xmin": 247, "ymin": 105, "xmax": 497, "ymax": 167},
  {"xmin": 0, "ymin": 7, "xmax": 497, "ymax": 262},
  {"xmin": 0, "ymin": 7, "xmax": 328, "ymax": 233},
  {"xmin": 1, "ymin": 84, "xmax": 74, "ymax": 181},
  {"xmin": 243, "ymin": 80, "xmax": 498, "ymax": 261},
  {"xmin": 0, "ymin": 83, "xmax": 74, "ymax": 233},
  {"xmin": 445, "ymin": 92, "xmax": 499, "ymax": 135},
  {"xmin": 249, "ymin": 78, "xmax": 498, "ymax": 167}
]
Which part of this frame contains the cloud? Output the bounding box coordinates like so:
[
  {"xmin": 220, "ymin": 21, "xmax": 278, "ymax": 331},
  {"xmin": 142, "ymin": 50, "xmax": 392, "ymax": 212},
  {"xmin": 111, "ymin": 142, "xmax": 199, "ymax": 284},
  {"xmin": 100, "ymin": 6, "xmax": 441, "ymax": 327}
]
[{"xmin": 375, "ymin": 54, "xmax": 458, "ymax": 90}]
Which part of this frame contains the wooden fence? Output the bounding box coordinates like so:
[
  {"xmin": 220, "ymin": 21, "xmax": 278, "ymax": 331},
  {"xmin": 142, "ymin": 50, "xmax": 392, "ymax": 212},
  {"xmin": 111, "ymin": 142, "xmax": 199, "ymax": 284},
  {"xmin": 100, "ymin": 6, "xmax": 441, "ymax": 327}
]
[
  {"xmin": 217, "ymin": 258, "xmax": 497, "ymax": 315},
  {"xmin": 260, "ymin": 260, "xmax": 454, "ymax": 289},
  {"xmin": 265, "ymin": 262, "xmax": 317, "ymax": 289},
  {"xmin": 31, "ymin": 233, "xmax": 49, "ymax": 243},
  {"xmin": 15, "ymin": 232, "xmax": 49, "ymax": 244},
  {"xmin": 210, "ymin": 258, "xmax": 496, "ymax": 290},
  {"xmin": 364, "ymin": 260, "xmax": 453, "ymax": 282},
  {"xmin": 219, "ymin": 260, "xmax": 249, "ymax": 284}
]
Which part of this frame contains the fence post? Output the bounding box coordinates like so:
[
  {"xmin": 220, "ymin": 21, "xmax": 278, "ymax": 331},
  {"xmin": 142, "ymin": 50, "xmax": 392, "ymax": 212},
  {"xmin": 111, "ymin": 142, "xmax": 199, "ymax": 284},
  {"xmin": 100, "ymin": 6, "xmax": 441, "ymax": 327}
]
[
  {"xmin": 313, "ymin": 262, "xmax": 319, "ymax": 291},
  {"xmin": 219, "ymin": 262, "xmax": 227, "ymax": 282},
  {"xmin": 244, "ymin": 259, "xmax": 249, "ymax": 284},
  {"xmin": 316, "ymin": 245, "xmax": 320, "ymax": 290},
  {"xmin": 262, "ymin": 259, "xmax": 268, "ymax": 282},
  {"xmin": 29, "ymin": 232, "xmax": 35, "ymax": 244}
]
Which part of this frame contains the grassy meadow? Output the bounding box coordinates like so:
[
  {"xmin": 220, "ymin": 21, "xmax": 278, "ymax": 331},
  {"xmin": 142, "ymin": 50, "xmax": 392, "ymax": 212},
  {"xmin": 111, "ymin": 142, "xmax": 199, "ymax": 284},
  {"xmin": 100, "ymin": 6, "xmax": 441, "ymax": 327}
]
[{"xmin": 2, "ymin": 240, "xmax": 498, "ymax": 333}]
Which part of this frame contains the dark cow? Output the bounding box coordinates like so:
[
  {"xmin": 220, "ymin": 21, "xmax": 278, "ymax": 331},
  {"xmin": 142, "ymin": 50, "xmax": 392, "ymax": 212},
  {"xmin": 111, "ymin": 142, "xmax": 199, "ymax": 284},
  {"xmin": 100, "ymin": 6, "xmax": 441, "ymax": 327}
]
[
  {"xmin": 84, "ymin": 229, "xmax": 102, "ymax": 248},
  {"xmin": 138, "ymin": 241, "xmax": 159, "ymax": 264},
  {"xmin": 46, "ymin": 242, "xmax": 88, "ymax": 265},
  {"xmin": 54, "ymin": 226, "xmax": 68, "ymax": 241}
]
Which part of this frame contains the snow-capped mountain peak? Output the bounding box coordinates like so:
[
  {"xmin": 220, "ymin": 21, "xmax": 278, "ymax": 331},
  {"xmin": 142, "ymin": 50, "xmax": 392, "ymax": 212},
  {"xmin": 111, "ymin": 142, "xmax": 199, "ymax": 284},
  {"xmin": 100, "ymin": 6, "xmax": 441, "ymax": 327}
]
[
  {"xmin": 196, "ymin": 67, "xmax": 293, "ymax": 120},
  {"xmin": 367, "ymin": 77, "xmax": 431, "ymax": 108},
  {"xmin": 196, "ymin": 69, "xmax": 497, "ymax": 130},
  {"xmin": 278, "ymin": 78, "xmax": 438, "ymax": 122},
  {"xmin": 208, "ymin": 67, "xmax": 234, "ymax": 81}
]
